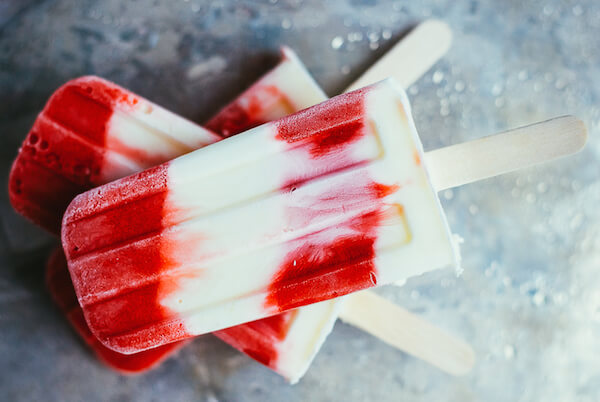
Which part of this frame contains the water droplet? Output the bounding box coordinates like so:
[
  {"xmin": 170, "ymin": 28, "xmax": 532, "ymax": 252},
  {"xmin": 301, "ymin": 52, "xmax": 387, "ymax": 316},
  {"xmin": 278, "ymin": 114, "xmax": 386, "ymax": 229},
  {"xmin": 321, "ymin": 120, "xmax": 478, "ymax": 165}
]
[
  {"xmin": 504, "ymin": 344, "xmax": 515, "ymax": 359},
  {"xmin": 331, "ymin": 36, "xmax": 344, "ymax": 49},
  {"xmin": 281, "ymin": 18, "xmax": 292, "ymax": 29},
  {"xmin": 572, "ymin": 5, "xmax": 583, "ymax": 16},
  {"xmin": 341, "ymin": 65, "xmax": 350, "ymax": 75},
  {"xmin": 537, "ymin": 182, "xmax": 548, "ymax": 193},
  {"xmin": 469, "ymin": 204, "xmax": 479, "ymax": 215},
  {"xmin": 555, "ymin": 78, "xmax": 567, "ymax": 90},
  {"xmin": 444, "ymin": 189, "xmax": 454, "ymax": 200},
  {"xmin": 432, "ymin": 70, "xmax": 444, "ymax": 84},
  {"xmin": 369, "ymin": 42, "xmax": 379, "ymax": 50},
  {"xmin": 491, "ymin": 83, "xmax": 503, "ymax": 96},
  {"xmin": 533, "ymin": 291, "xmax": 546, "ymax": 306},
  {"xmin": 518, "ymin": 70, "xmax": 528, "ymax": 81},
  {"xmin": 347, "ymin": 32, "xmax": 363, "ymax": 42},
  {"xmin": 454, "ymin": 81, "xmax": 465, "ymax": 92},
  {"xmin": 410, "ymin": 290, "xmax": 420, "ymax": 299},
  {"xmin": 382, "ymin": 29, "xmax": 392, "ymax": 40}
]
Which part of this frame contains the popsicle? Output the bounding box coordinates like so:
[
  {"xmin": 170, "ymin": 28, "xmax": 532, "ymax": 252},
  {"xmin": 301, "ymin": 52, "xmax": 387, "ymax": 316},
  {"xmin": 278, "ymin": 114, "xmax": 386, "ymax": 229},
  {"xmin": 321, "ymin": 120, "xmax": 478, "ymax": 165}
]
[
  {"xmin": 63, "ymin": 78, "xmax": 586, "ymax": 357},
  {"xmin": 58, "ymin": 79, "xmax": 443, "ymax": 348},
  {"xmin": 8, "ymin": 76, "xmax": 220, "ymax": 233},
  {"xmin": 46, "ymin": 248, "xmax": 187, "ymax": 373}
]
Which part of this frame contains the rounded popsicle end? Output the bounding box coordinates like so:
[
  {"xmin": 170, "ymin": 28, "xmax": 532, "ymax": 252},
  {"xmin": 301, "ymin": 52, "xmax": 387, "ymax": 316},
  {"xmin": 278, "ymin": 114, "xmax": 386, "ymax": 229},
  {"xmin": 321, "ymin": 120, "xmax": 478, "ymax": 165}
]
[{"xmin": 562, "ymin": 115, "xmax": 588, "ymax": 154}]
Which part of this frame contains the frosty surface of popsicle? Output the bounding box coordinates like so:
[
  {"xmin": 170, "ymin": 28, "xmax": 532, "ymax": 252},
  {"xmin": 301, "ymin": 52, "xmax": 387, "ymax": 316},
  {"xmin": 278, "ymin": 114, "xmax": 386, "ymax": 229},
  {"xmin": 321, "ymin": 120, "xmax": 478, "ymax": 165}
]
[
  {"xmin": 8, "ymin": 76, "xmax": 220, "ymax": 233},
  {"xmin": 46, "ymin": 248, "xmax": 186, "ymax": 373},
  {"xmin": 62, "ymin": 79, "xmax": 456, "ymax": 354}
]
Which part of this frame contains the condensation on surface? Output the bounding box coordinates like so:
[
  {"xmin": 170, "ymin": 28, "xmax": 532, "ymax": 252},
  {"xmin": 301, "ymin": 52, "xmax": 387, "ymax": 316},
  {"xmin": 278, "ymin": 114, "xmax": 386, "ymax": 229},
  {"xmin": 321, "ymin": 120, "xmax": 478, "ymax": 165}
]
[{"xmin": 1, "ymin": 1, "xmax": 599, "ymax": 401}]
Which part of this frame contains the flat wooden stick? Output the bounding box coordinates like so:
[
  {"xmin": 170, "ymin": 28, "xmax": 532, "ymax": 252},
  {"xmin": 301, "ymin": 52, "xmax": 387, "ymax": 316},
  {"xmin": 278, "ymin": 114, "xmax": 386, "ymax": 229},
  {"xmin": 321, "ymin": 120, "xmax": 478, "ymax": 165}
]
[
  {"xmin": 340, "ymin": 291, "xmax": 475, "ymax": 376},
  {"xmin": 425, "ymin": 116, "xmax": 588, "ymax": 191},
  {"xmin": 344, "ymin": 19, "xmax": 452, "ymax": 92}
]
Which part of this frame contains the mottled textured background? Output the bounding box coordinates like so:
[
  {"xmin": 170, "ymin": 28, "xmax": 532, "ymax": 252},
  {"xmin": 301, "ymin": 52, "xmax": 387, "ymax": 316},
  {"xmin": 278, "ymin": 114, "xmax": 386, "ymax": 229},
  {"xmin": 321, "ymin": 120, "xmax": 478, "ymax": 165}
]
[{"xmin": 1, "ymin": 1, "xmax": 599, "ymax": 401}]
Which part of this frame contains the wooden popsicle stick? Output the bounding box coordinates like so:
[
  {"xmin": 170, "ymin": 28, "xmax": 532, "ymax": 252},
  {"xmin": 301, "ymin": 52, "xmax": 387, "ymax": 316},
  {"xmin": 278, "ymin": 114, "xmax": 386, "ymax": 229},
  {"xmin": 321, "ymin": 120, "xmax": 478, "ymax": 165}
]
[
  {"xmin": 340, "ymin": 291, "xmax": 475, "ymax": 376},
  {"xmin": 425, "ymin": 115, "xmax": 588, "ymax": 192},
  {"xmin": 344, "ymin": 19, "xmax": 452, "ymax": 92}
]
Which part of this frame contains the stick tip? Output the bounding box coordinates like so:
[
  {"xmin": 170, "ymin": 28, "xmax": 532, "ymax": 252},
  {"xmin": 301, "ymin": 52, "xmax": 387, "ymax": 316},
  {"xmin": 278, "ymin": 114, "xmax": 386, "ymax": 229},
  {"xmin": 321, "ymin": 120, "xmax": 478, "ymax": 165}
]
[
  {"xmin": 565, "ymin": 115, "xmax": 588, "ymax": 153},
  {"xmin": 416, "ymin": 19, "xmax": 453, "ymax": 56},
  {"xmin": 450, "ymin": 343, "xmax": 476, "ymax": 376}
]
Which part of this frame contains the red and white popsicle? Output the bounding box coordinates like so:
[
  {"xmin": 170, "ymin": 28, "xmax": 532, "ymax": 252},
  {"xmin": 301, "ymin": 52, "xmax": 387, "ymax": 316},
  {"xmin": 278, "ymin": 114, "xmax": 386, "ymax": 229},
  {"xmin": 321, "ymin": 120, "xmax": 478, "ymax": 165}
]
[
  {"xmin": 62, "ymin": 77, "xmax": 586, "ymax": 357},
  {"xmin": 63, "ymin": 79, "xmax": 457, "ymax": 352},
  {"xmin": 8, "ymin": 77, "xmax": 220, "ymax": 234}
]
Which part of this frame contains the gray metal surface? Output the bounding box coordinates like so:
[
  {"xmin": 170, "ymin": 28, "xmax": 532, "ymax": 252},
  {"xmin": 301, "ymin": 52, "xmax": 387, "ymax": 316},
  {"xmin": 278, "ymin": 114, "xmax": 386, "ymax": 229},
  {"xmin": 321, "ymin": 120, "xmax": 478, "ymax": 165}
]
[{"xmin": 1, "ymin": 1, "xmax": 599, "ymax": 401}]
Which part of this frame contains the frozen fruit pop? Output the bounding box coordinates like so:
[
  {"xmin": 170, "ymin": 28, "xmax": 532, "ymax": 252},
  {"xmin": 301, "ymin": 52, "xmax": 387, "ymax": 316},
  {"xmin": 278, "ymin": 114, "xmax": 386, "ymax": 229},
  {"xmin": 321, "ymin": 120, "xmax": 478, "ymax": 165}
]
[
  {"xmin": 62, "ymin": 77, "xmax": 587, "ymax": 356},
  {"xmin": 62, "ymin": 79, "xmax": 458, "ymax": 353},
  {"xmin": 45, "ymin": 248, "xmax": 187, "ymax": 373},
  {"xmin": 8, "ymin": 76, "xmax": 220, "ymax": 233}
]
